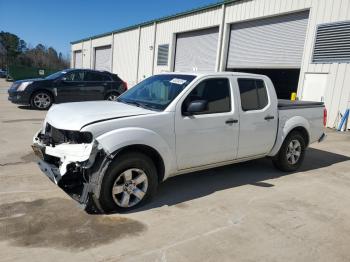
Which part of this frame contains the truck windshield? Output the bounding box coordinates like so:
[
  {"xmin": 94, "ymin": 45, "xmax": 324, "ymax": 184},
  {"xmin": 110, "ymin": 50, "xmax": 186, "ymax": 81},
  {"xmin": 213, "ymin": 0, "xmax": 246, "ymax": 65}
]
[{"xmin": 117, "ymin": 74, "xmax": 196, "ymax": 111}]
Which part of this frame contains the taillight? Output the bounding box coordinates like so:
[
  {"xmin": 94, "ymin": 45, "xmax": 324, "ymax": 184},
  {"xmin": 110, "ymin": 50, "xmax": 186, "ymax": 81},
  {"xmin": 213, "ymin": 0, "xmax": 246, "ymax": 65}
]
[
  {"xmin": 323, "ymin": 108, "xmax": 327, "ymax": 127},
  {"xmin": 122, "ymin": 81, "xmax": 128, "ymax": 89}
]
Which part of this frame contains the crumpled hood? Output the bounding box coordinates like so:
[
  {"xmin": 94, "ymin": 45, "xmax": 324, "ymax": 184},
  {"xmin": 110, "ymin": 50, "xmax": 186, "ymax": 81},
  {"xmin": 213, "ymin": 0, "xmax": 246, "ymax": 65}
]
[{"xmin": 45, "ymin": 101, "xmax": 155, "ymax": 130}]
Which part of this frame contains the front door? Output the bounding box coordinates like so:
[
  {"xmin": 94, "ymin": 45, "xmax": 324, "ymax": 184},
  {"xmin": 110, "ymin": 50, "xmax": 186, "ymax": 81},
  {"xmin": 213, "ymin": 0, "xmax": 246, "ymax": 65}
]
[
  {"xmin": 236, "ymin": 77, "xmax": 278, "ymax": 158},
  {"xmin": 175, "ymin": 77, "xmax": 239, "ymax": 170}
]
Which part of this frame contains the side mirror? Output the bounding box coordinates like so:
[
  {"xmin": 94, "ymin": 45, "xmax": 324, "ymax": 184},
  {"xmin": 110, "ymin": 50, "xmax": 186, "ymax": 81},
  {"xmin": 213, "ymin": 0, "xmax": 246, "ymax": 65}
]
[{"xmin": 185, "ymin": 100, "xmax": 208, "ymax": 115}]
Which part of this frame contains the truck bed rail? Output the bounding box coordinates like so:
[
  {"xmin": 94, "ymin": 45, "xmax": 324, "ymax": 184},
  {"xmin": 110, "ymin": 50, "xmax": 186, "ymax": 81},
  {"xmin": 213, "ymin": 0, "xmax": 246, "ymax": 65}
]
[{"xmin": 278, "ymin": 99, "xmax": 324, "ymax": 110}]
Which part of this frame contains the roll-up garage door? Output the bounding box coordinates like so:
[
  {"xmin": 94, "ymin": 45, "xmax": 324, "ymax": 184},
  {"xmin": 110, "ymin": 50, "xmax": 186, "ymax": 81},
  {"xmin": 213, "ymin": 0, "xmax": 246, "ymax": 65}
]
[
  {"xmin": 174, "ymin": 27, "xmax": 219, "ymax": 72},
  {"xmin": 94, "ymin": 45, "xmax": 112, "ymax": 72},
  {"xmin": 227, "ymin": 11, "xmax": 309, "ymax": 69},
  {"xmin": 74, "ymin": 50, "xmax": 82, "ymax": 68}
]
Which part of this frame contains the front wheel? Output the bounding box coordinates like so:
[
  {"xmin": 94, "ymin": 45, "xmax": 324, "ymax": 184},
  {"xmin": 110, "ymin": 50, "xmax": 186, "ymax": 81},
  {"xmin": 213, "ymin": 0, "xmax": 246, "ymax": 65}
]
[
  {"xmin": 30, "ymin": 91, "xmax": 53, "ymax": 110},
  {"xmin": 272, "ymin": 131, "xmax": 306, "ymax": 172},
  {"xmin": 97, "ymin": 152, "xmax": 158, "ymax": 213}
]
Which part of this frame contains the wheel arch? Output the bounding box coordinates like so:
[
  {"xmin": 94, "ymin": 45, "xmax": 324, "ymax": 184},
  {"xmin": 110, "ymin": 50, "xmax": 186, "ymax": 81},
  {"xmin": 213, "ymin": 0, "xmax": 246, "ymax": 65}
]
[
  {"xmin": 268, "ymin": 116, "xmax": 311, "ymax": 157},
  {"xmin": 289, "ymin": 126, "xmax": 309, "ymax": 146},
  {"xmin": 112, "ymin": 144, "xmax": 165, "ymax": 183},
  {"xmin": 93, "ymin": 127, "xmax": 176, "ymax": 180},
  {"xmin": 30, "ymin": 89, "xmax": 55, "ymax": 103},
  {"xmin": 104, "ymin": 90, "xmax": 120, "ymax": 100}
]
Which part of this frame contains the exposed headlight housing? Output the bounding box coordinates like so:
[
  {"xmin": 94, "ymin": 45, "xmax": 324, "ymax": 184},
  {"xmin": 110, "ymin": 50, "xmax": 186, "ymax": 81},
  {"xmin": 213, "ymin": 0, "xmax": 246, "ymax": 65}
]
[
  {"xmin": 17, "ymin": 81, "xmax": 33, "ymax": 91},
  {"xmin": 40, "ymin": 124, "xmax": 93, "ymax": 146}
]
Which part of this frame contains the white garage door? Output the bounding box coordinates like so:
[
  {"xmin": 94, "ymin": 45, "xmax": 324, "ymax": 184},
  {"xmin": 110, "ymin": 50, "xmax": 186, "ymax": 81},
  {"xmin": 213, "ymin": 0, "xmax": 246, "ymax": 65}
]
[
  {"xmin": 94, "ymin": 46, "xmax": 112, "ymax": 72},
  {"xmin": 227, "ymin": 11, "xmax": 309, "ymax": 69},
  {"xmin": 74, "ymin": 50, "xmax": 82, "ymax": 68},
  {"xmin": 174, "ymin": 27, "xmax": 219, "ymax": 72}
]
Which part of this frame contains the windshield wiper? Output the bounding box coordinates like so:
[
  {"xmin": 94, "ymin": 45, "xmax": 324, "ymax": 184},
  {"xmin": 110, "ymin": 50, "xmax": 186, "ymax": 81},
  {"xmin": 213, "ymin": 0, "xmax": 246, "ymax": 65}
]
[
  {"xmin": 118, "ymin": 99, "xmax": 148, "ymax": 109},
  {"xmin": 117, "ymin": 98, "xmax": 161, "ymax": 111}
]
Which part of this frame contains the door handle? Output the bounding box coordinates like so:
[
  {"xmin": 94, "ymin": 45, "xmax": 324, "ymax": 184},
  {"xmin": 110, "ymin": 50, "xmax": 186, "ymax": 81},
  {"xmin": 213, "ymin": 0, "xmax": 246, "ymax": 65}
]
[
  {"xmin": 264, "ymin": 115, "xmax": 275, "ymax": 120},
  {"xmin": 225, "ymin": 119, "xmax": 238, "ymax": 124}
]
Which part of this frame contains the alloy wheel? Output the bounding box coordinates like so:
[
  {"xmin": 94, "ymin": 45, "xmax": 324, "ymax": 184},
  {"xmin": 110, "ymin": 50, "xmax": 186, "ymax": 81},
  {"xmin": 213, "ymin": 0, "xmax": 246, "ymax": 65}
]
[
  {"xmin": 107, "ymin": 94, "xmax": 118, "ymax": 101},
  {"xmin": 111, "ymin": 168, "xmax": 148, "ymax": 208},
  {"xmin": 33, "ymin": 93, "xmax": 51, "ymax": 109},
  {"xmin": 286, "ymin": 139, "xmax": 301, "ymax": 165}
]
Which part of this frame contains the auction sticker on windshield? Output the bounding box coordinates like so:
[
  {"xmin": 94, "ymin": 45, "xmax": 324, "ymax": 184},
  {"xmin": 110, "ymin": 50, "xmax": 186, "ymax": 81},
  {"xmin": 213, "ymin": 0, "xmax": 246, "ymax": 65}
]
[{"xmin": 169, "ymin": 78, "xmax": 187, "ymax": 85}]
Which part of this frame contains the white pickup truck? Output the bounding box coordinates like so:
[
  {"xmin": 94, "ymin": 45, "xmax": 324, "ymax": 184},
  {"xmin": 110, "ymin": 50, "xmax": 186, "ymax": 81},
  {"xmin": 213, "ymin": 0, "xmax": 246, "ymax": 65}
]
[{"xmin": 32, "ymin": 72, "xmax": 326, "ymax": 212}]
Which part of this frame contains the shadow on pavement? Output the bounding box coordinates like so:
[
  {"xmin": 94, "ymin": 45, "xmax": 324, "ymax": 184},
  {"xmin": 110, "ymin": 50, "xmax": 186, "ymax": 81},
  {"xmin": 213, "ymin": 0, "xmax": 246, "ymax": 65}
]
[
  {"xmin": 17, "ymin": 105, "xmax": 38, "ymax": 110},
  {"xmin": 132, "ymin": 148, "xmax": 349, "ymax": 212}
]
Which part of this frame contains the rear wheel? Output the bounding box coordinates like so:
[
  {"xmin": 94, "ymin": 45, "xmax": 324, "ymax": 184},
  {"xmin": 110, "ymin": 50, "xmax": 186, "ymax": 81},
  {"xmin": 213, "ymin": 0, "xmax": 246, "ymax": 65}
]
[
  {"xmin": 105, "ymin": 92, "xmax": 119, "ymax": 101},
  {"xmin": 30, "ymin": 91, "xmax": 53, "ymax": 110},
  {"xmin": 97, "ymin": 152, "xmax": 158, "ymax": 213},
  {"xmin": 272, "ymin": 131, "xmax": 306, "ymax": 172}
]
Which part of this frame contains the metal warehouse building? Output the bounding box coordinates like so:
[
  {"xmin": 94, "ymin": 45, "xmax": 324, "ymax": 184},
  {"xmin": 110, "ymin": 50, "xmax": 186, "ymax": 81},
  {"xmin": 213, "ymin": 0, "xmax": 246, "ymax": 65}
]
[{"xmin": 71, "ymin": 0, "xmax": 350, "ymax": 128}]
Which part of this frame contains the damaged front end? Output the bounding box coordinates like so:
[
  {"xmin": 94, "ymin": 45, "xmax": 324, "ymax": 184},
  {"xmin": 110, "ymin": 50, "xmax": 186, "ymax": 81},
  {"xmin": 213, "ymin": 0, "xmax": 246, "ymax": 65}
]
[{"xmin": 32, "ymin": 123, "xmax": 107, "ymax": 212}]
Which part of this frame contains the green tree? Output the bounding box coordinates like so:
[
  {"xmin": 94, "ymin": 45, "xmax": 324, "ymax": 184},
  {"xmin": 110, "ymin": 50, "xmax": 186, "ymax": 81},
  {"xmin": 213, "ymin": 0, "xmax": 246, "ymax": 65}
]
[
  {"xmin": 0, "ymin": 31, "xmax": 69, "ymax": 70},
  {"xmin": 0, "ymin": 31, "xmax": 24, "ymax": 67}
]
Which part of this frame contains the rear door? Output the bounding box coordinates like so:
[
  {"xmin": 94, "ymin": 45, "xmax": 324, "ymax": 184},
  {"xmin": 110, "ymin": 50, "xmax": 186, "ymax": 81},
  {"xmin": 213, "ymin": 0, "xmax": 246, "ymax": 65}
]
[
  {"xmin": 56, "ymin": 70, "xmax": 85, "ymax": 102},
  {"xmin": 236, "ymin": 77, "xmax": 278, "ymax": 158},
  {"xmin": 175, "ymin": 77, "xmax": 239, "ymax": 170},
  {"xmin": 83, "ymin": 71, "xmax": 109, "ymax": 101}
]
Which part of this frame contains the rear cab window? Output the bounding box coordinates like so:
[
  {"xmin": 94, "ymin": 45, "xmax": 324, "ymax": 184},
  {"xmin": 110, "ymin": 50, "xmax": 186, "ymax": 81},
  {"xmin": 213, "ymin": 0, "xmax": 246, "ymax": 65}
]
[{"xmin": 237, "ymin": 78, "xmax": 268, "ymax": 111}]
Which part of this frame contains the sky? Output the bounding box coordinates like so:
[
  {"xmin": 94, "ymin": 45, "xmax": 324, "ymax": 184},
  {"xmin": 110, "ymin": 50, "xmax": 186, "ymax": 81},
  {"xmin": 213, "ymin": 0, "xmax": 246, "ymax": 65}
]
[{"xmin": 0, "ymin": 0, "xmax": 220, "ymax": 56}]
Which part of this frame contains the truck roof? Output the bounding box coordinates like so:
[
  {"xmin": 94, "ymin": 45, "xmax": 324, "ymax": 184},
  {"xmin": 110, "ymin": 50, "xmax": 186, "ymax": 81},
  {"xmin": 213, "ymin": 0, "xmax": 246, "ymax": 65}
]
[{"xmin": 159, "ymin": 71, "xmax": 265, "ymax": 78}]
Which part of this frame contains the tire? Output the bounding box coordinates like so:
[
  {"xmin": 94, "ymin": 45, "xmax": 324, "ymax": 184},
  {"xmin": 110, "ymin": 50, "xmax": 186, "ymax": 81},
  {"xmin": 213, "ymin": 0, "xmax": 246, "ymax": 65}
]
[
  {"xmin": 30, "ymin": 91, "xmax": 53, "ymax": 110},
  {"xmin": 97, "ymin": 151, "xmax": 158, "ymax": 213},
  {"xmin": 105, "ymin": 92, "xmax": 120, "ymax": 101},
  {"xmin": 272, "ymin": 131, "xmax": 306, "ymax": 172}
]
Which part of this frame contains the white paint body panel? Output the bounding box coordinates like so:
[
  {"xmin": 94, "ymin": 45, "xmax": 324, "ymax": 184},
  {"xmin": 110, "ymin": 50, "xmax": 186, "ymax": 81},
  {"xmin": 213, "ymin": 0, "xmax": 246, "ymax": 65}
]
[
  {"xmin": 269, "ymin": 107, "xmax": 324, "ymax": 156},
  {"xmin": 235, "ymin": 76, "xmax": 278, "ymax": 158},
  {"xmin": 41, "ymin": 72, "xmax": 324, "ymax": 180},
  {"xmin": 45, "ymin": 101, "xmax": 155, "ymax": 131},
  {"xmin": 174, "ymin": 75, "xmax": 239, "ymax": 170}
]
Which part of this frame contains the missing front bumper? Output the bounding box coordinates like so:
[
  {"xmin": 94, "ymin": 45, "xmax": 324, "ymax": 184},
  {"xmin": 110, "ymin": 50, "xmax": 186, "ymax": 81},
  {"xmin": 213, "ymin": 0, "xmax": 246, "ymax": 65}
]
[{"xmin": 37, "ymin": 159, "xmax": 61, "ymax": 184}]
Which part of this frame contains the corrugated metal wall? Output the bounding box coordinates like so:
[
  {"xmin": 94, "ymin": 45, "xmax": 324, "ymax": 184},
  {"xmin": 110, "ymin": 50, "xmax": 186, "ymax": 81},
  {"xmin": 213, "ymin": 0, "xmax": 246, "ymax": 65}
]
[
  {"xmin": 299, "ymin": 0, "xmax": 350, "ymax": 128},
  {"xmin": 112, "ymin": 29, "xmax": 139, "ymax": 87},
  {"xmin": 71, "ymin": 0, "xmax": 350, "ymax": 128},
  {"xmin": 138, "ymin": 24, "xmax": 156, "ymax": 82}
]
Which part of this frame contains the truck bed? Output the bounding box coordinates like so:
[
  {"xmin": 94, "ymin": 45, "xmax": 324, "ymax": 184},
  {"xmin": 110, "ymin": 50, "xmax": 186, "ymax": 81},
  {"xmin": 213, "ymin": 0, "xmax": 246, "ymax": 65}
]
[{"xmin": 278, "ymin": 99, "xmax": 324, "ymax": 110}]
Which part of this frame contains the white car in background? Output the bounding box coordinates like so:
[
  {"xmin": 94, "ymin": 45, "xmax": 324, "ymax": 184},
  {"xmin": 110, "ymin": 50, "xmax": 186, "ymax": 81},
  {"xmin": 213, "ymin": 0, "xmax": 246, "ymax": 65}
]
[{"xmin": 32, "ymin": 72, "xmax": 326, "ymax": 213}]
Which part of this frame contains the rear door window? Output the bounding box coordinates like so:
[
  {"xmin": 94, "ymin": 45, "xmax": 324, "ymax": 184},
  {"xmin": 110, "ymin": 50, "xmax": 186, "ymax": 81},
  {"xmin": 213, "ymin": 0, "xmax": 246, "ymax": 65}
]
[
  {"xmin": 238, "ymin": 78, "xmax": 268, "ymax": 111},
  {"xmin": 84, "ymin": 71, "xmax": 106, "ymax": 81}
]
